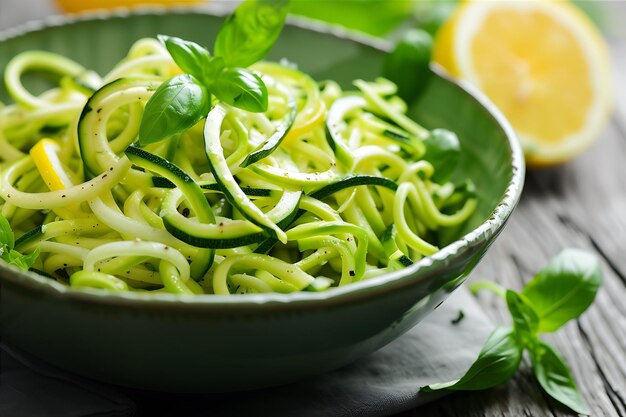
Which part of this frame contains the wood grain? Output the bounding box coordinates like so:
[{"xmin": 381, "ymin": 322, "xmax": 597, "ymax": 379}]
[
  {"xmin": 396, "ymin": 35, "xmax": 626, "ymax": 417},
  {"xmin": 1, "ymin": 3, "xmax": 623, "ymax": 416}
]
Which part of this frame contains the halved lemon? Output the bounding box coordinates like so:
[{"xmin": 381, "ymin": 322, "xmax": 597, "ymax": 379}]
[{"xmin": 434, "ymin": 0, "xmax": 613, "ymax": 167}]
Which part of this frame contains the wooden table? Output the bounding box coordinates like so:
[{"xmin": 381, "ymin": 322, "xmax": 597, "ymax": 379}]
[
  {"xmin": 400, "ymin": 26, "xmax": 626, "ymax": 417},
  {"xmin": 2, "ymin": 2, "xmax": 625, "ymax": 416}
]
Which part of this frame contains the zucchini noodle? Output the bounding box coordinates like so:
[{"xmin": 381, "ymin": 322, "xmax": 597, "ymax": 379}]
[{"xmin": 0, "ymin": 38, "xmax": 477, "ymax": 295}]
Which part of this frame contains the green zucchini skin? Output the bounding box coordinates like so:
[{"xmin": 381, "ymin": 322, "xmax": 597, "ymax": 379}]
[
  {"xmin": 151, "ymin": 176, "xmax": 273, "ymax": 197},
  {"xmin": 398, "ymin": 255, "xmax": 414, "ymax": 267},
  {"xmin": 381, "ymin": 224, "xmax": 414, "ymax": 270},
  {"xmin": 240, "ymin": 100, "xmax": 297, "ymax": 167},
  {"xmin": 14, "ymin": 225, "xmax": 44, "ymax": 252},
  {"xmin": 159, "ymin": 188, "xmax": 272, "ymax": 250},
  {"xmin": 125, "ymin": 145, "xmax": 198, "ymax": 186},
  {"xmin": 130, "ymin": 144, "xmax": 302, "ymax": 252},
  {"xmin": 78, "ymin": 78, "xmax": 156, "ymax": 179},
  {"xmin": 124, "ymin": 145, "xmax": 215, "ymax": 279},
  {"xmin": 127, "ymin": 147, "xmax": 301, "ymax": 251},
  {"xmin": 255, "ymin": 175, "xmax": 398, "ymax": 255},
  {"xmin": 204, "ymin": 105, "xmax": 287, "ymax": 242},
  {"xmin": 309, "ymin": 175, "xmax": 398, "ymax": 200},
  {"xmin": 325, "ymin": 96, "xmax": 363, "ymax": 168},
  {"xmin": 162, "ymin": 217, "xmax": 270, "ymax": 249}
]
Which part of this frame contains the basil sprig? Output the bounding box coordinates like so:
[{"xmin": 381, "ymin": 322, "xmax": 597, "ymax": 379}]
[
  {"xmin": 0, "ymin": 214, "xmax": 40, "ymax": 270},
  {"xmin": 423, "ymin": 249, "xmax": 603, "ymax": 415},
  {"xmin": 138, "ymin": 0, "xmax": 289, "ymax": 146}
]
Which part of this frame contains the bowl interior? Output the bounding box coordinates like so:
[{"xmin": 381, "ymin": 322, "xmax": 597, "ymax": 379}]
[
  {"xmin": 0, "ymin": 9, "xmax": 513, "ymax": 255},
  {"xmin": 0, "ymin": 10, "xmax": 523, "ymax": 392}
]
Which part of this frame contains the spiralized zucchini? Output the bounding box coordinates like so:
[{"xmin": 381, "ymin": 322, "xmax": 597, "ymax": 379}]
[{"xmin": 0, "ymin": 38, "xmax": 476, "ymax": 295}]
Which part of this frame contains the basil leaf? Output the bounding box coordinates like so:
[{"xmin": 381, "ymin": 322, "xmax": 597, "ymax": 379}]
[
  {"xmin": 382, "ymin": 28, "xmax": 433, "ymax": 103},
  {"xmin": 422, "ymin": 326, "xmax": 522, "ymax": 391},
  {"xmin": 139, "ymin": 74, "xmax": 210, "ymax": 145},
  {"xmin": 506, "ymin": 290, "xmax": 539, "ymax": 346},
  {"xmin": 214, "ymin": 0, "xmax": 289, "ymax": 68},
  {"xmin": 0, "ymin": 214, "xmax": 14, "ymax": 251},
  {"xmin": 422, "ymin": 128, "xmax": 460, "ymax": 183},
  {"xmin": 5, "ymin": 248, "xmax": 40, "ymax": 270},
  {"xmin": 158, "ymin": 35, "xmax": 211, "ymax": 81},
  {"xmin": 521, "ymin": 249, "xmax": 602, "ymax": 332},
  {"xmin": 202, "ymin": 56, "xmax": 226, "ymax": 85},
  {"xmin": 213, "ymin": 67, "xmax": 268, "ymax": 113},
  {"xmin": 530, "ymin": 342, "xmax": 590, "ymax": 415}
]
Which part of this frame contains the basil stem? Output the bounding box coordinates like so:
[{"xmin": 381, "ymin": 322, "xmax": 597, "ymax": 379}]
[{"xmin": 506, "ymin": 290, "xmax": 539, "ymax": 346}]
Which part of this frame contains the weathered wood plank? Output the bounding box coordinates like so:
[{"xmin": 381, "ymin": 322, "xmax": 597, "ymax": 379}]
[
  {"xmin": 476, "ymin": 190, "xmax": 626, "ymax": 417},
  {"xmin": 407, "ymin": 219, "xmax": 624, "ymax": 416},
  {"xmin": 611, "ymin": 37, "xmax": 626, "ymax": 126},
  {"xmin": 2, "ymin": 4, "xmax": 624, "ymax": 417},
  {"xmin": 397, "ymin": 35, "xmax": 626, "ymax": 417}
]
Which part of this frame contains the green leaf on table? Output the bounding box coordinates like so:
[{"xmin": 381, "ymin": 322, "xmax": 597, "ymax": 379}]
[
  {"xmin": 382, "ymin": 28, "xmax": 433, "ymax": 103},
  {"xmin": 213, "ymin": 67, "xmax": 268, "ymax": 113},
  {"xmin": 521, "ymin": 249, "xmax": 602, "ymax": 333},
  {"xmin": 0, "ymin": 214, "xmax": 15, "ymax": 251},
  {"xmin": 530, "ymin": 341, "xmax": 590, "ymax": 415},
  {"xmin": 422, "ymin": 128, "xmax": 460, "ymax": 183},
  {"xmin": 505, "ymin": 290, "xmax": 539, "ymax": 346},
  {"xmin": 422, "ymin": 326, "xmax": 522, "ymax": 392},
  {"xmin": 214, "ymin": 0, "xmax": 289, "ymax": 68},
  {"xmin": 139, "ymin": 74, "xmax": 211, "ymax": 145},
  {"xmin": 158, "ymin": 35, "xmax": 212, "ymax": 81},
  {"xmin": 426, "ymin": 250, "xmax": 601, "ymax": 411}
]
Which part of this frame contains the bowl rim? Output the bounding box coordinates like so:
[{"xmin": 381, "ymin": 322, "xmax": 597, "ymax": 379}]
[{"xmin": 0, "ymin": 6, "xmax": 526, "ymax": 310}]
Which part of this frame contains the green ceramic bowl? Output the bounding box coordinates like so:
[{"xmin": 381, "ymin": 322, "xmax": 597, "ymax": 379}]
[{"xmin": 0, "ymin": 8, "xmax": 524, "ymax": 392}]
